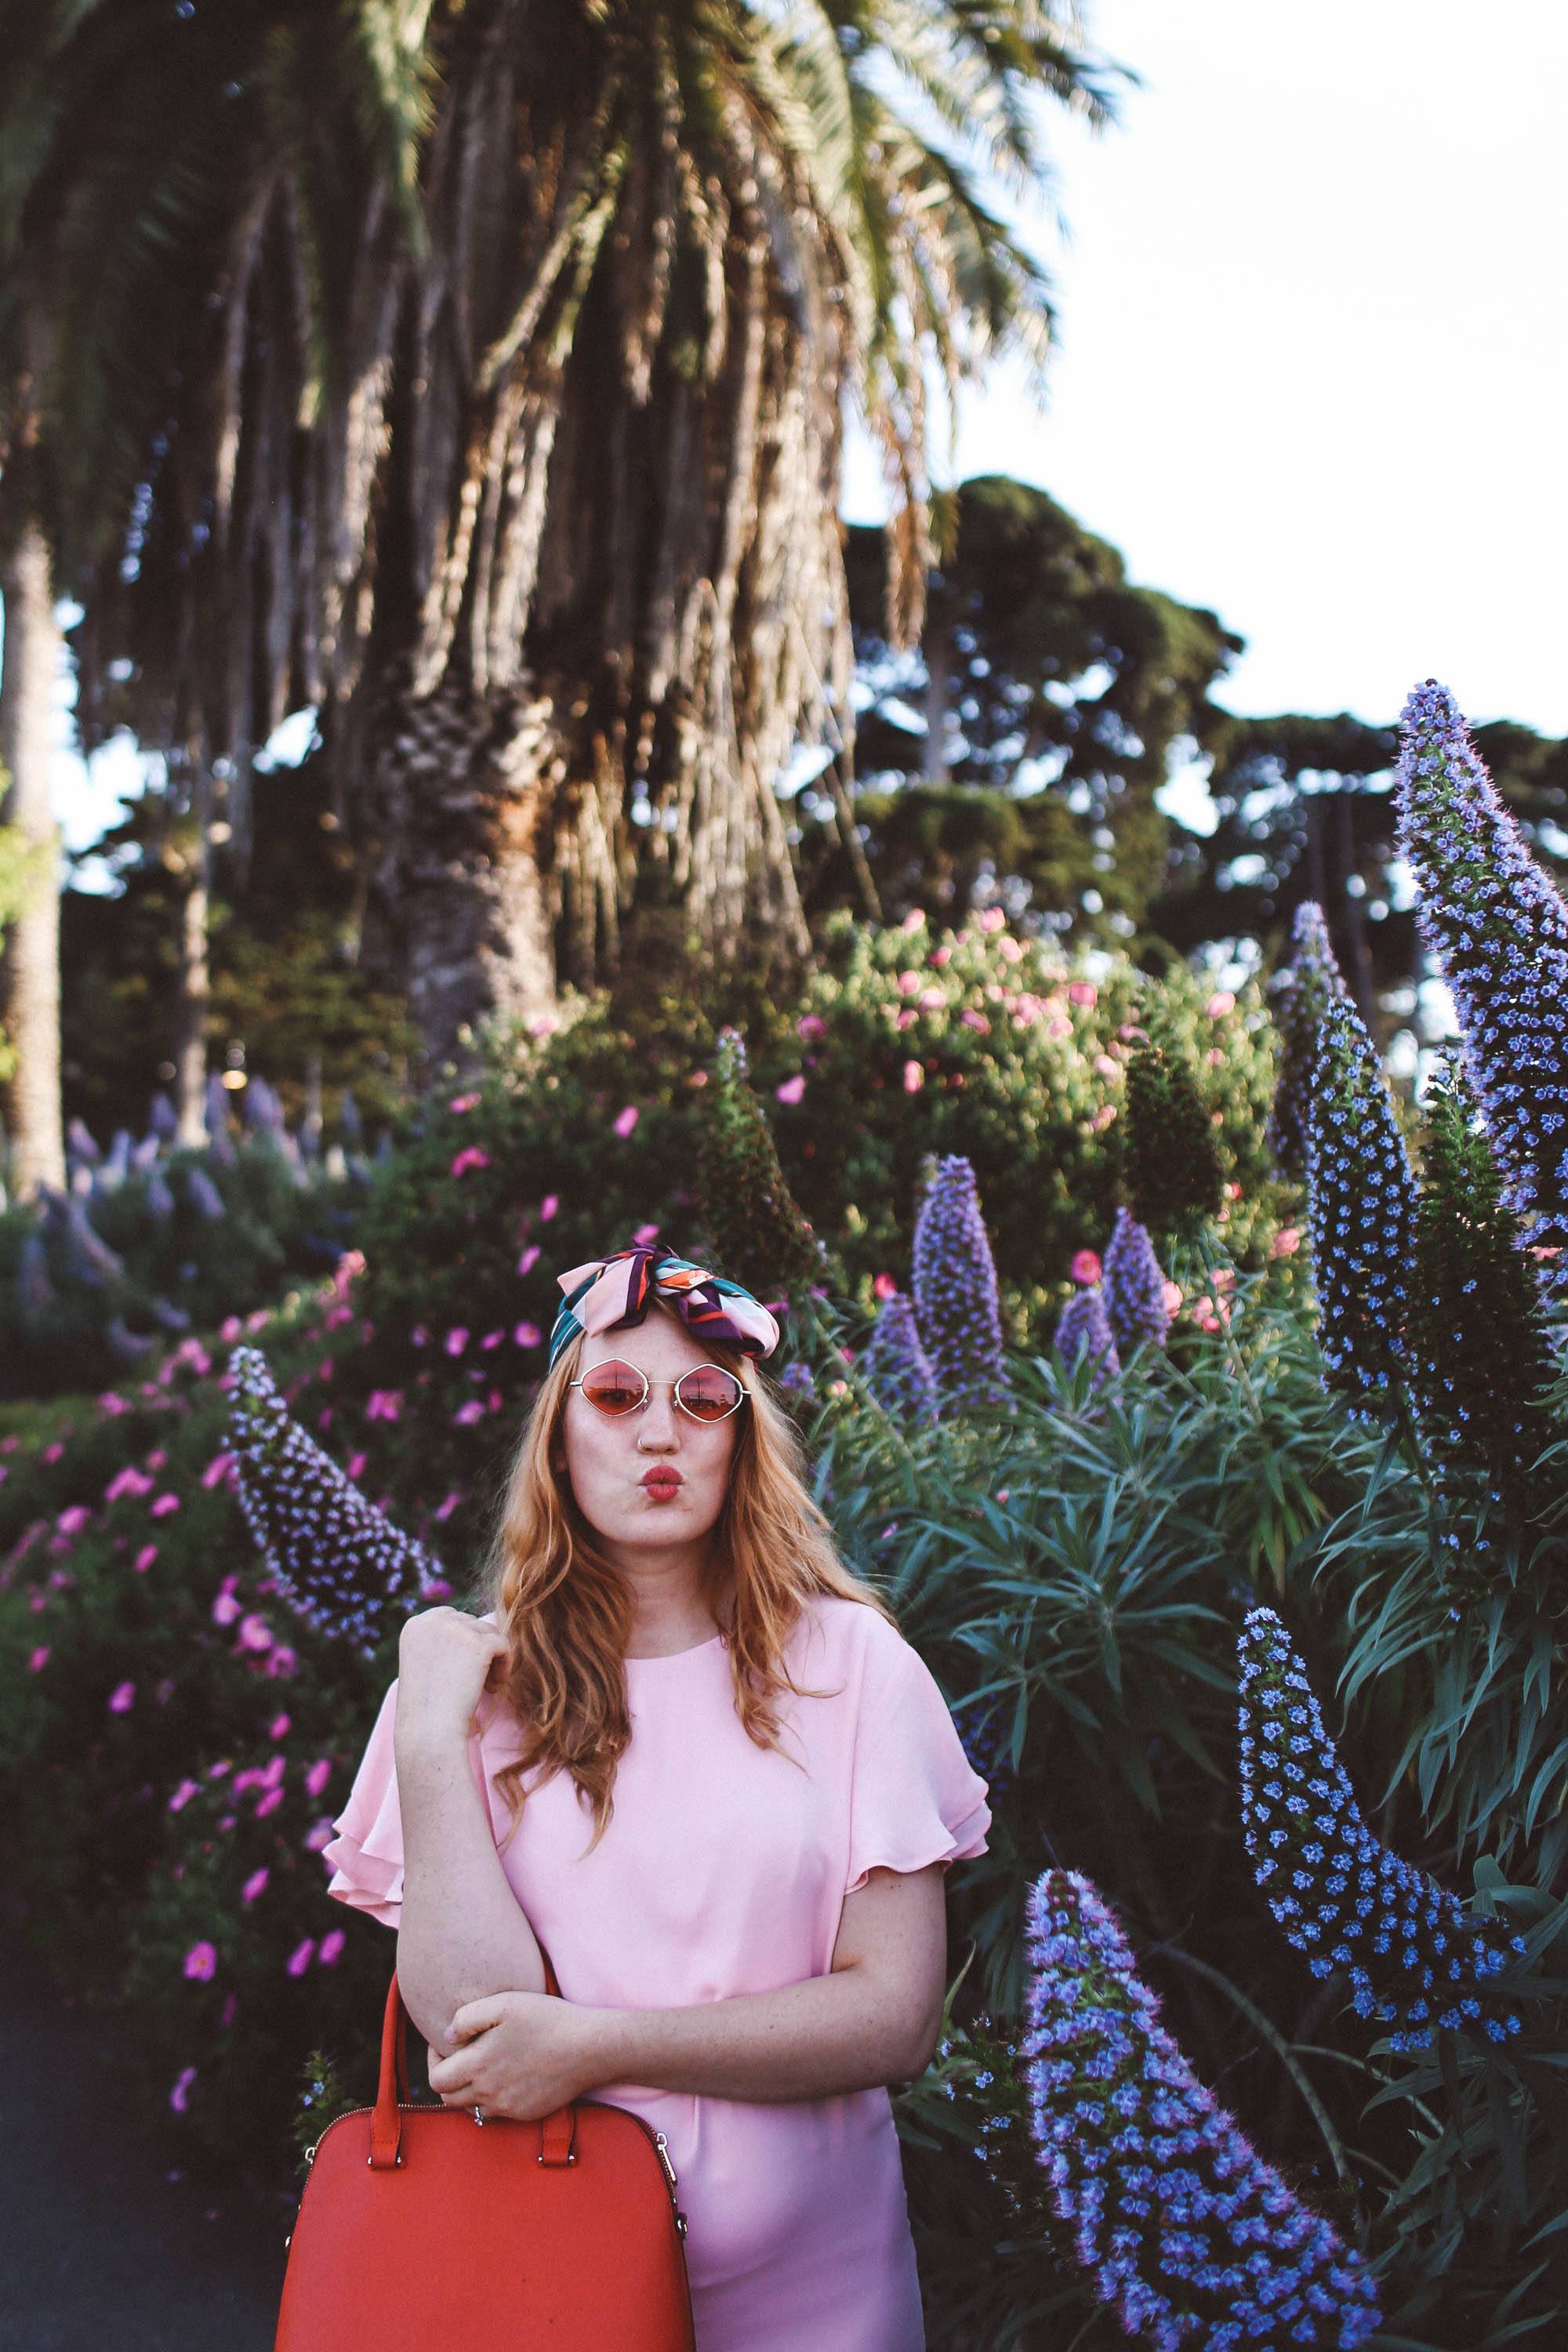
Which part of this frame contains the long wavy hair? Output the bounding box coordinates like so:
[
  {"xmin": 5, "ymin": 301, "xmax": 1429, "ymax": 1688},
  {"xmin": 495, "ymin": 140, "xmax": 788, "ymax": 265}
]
[{"xmin": 477, "ymin": 1299, "xmax": 896, "ymax": 1851}]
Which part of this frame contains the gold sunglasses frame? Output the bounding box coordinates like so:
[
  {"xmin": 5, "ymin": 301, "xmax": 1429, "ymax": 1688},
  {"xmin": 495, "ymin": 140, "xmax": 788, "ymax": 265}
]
[{"xmin": 568, "ymin": 1358, "xmax": 750, "ymax": 1422}]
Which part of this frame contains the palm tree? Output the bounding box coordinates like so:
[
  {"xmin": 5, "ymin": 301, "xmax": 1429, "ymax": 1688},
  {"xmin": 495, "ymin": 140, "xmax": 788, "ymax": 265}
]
[{"xmin": 16, "ymin": 0, "xmax": 1127, "ymax": 1064}]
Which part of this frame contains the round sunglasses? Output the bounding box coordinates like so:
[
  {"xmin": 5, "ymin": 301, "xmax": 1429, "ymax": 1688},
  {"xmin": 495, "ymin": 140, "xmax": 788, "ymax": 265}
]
[{"xmin": 569, "ymin": 1356, "xmax": 748, "ymax": 1423}]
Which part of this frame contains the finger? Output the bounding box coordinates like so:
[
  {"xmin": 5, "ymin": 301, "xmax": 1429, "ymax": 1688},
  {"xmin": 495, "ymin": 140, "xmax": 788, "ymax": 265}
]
[
  {"xmin": 451, "ymin": 1997, "xmax": 506, "ymax": 2040},
  {"xmin": 426, "ymin": 2052, "xmax": 473, "ymax": 2095}
]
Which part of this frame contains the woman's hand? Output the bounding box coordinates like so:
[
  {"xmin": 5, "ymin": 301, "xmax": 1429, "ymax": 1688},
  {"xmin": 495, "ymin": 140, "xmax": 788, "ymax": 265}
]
[
  {"xmin": 394, "ymin": 1606, "xmax": 510, "ymax": 1751},
  {"xmin": 426, "ymin": 1991, "xmax": 611, "ymax": 2122}
]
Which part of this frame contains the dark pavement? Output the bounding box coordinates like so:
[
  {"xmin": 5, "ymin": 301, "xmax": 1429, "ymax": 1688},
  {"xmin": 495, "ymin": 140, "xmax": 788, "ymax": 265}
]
[{"xmin": 0, "ymin": 1916, "xmax": 292, "ymax": 2350}]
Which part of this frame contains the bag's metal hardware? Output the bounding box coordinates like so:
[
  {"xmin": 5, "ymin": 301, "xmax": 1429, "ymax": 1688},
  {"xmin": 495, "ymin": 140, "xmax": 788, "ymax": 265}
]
[
  {"xmin": 653, "ymin": 2132, "xmax": 679, "ymax": 2191},
  {"xmin": 674, "ymin": 2209, "xmax": 688, "ymax": 2240},
  {"xmin": 536, "ymin": 2151, "xmax": 578, "ymax": 2164}
]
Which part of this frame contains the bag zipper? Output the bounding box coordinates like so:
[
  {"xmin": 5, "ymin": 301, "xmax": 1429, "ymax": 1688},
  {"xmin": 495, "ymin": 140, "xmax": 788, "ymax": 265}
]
[{"xmin": 303, "ymin": 2100, "xmax": 688, "ymax": 2238}]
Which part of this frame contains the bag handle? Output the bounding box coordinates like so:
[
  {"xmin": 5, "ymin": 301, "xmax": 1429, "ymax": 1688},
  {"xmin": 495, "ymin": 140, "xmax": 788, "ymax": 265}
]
[{"xmin": 369, "ymin": 1947, "xmax": 576, "ymax": 2171}]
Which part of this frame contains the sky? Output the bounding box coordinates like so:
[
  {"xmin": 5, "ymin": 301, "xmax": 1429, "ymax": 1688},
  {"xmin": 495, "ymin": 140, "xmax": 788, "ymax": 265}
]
[{"xmin": 53, "ymin": 0, "xmax": 1568, "ymax": 866}]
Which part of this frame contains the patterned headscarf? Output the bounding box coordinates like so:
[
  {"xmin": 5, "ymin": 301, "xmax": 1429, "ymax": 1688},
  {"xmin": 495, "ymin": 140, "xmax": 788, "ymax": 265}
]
[{"xmin": 549, "ymin": 1247, "xmax": 782, "ymax": 1371}]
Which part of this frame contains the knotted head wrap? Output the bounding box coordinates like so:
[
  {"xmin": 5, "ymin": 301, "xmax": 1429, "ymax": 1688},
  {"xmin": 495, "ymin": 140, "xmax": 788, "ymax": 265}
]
[{"xmin": 549, "ymin": 1246, "xmax": 782, "ymax": 1372}]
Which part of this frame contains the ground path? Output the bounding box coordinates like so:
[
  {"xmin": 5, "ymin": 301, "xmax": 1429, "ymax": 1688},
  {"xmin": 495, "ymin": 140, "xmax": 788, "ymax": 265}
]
[{"xmin": 0, "ymin": 1907, "xmax": 289, "ymax": 2350}]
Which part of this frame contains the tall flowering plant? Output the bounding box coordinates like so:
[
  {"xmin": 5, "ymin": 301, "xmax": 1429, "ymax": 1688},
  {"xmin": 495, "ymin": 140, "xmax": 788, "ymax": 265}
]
[
  {"xmin": 1022, "ymin": 1868, "xmax": 1381, "ymax": 2350},
  {"xmin": 1301, "ymin": 990, "xmax": 1418, "ymax": 1417},
  {"xmin": 1052, "ymin": 1286, "xmax": 1120, "ymax": 1388},
  {"xmin": 1269, "ymin": 902, "xmax": 1341, "ymax": 1184},
  {"xmin": 910, "ymin": 1155, "xmax": 1011, "ymax": 1417},
  {"xmin": 228, "ymin": 1347, "xmax": 448, "ymax": 1651},
  {"xmin": 858, "ymin": 1293, "xmax": 938, "ymax": 1425},
  {"xmin": 1238, "ymin": 1608, "xmax": 1525, "ymax": 2052},
  {"xmin": 1102, "ymin": 1209, "xmax": 1170, "ymax": 1360},
  {"xmin": 1395, "ymin": 679, "xmax": 1568, "ymax": 1277}
]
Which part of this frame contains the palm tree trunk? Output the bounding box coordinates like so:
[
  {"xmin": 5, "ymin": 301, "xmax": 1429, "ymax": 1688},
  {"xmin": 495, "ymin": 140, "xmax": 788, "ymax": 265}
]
[
  {"xmin": 172, "ymin": 764, "xmax": 212, "ymax": 1149},
  {"xmin": 0, "ymin": 515, "xmax": 66, "ymax": 1200}
]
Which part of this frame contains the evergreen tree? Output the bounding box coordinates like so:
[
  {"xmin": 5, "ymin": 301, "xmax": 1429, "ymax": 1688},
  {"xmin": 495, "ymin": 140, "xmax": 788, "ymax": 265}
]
[
  {"xmin": 1118, "ymin": 1029, "xmax": 1223, "ymax": 1243},
  {"xmin": 695, "ymin": 1028, "xmax": 826, "ymax": 1303}
]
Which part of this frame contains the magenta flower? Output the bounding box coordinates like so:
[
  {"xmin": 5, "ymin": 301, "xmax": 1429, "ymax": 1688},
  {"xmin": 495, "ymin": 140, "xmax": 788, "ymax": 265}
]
[
  {"xmin": 108, "ymin": 1681, "xmax": 136, "ymax": 1714},
  {"xmin": 241, "ymin": 1867, "xmax": 269, "ymax": 1905},
  {"xmin": 56, "ymin": 1503, "xmax": 89, "ymax": 1536},
  {"xmin": 903, "ymin": 1061, "xmax": 924, "ymax": 1094},
  {"xmin": 1069, "ymin": 1249, "xmax": 1102, "ymax": 1286},
  {"xmin": 265, "ymin": 1646, "xmax": 299, "ymax": 1679},
  {"xmin": 480, "ymin": 1330, "xmax": 504, "ymax": 1352},
  {"xmin": 305, "ymin": 1820, "xmax": 334, "ymax": 1853},
  {"xmin": 105, "ymin": 1466, "xmax": 154, "ymax": 1501},
  {"xmin": 613, "ymin": 1105, "xmax": 639, "ymax": 1138},
  {"xmin": 445, "ymin": 1327, "xmax": 469, "ymax": 1356},
  {"xmin": 433, "ymin": 1490, "xmax": 464, "ymax": 1523},
  {"xmin": 517, "ymin": 1244, "xmax": 540, "ymax": 1276},
  {"xmin": 452, "ymin": 1400, "xmax": 485, "ymax": 1426},
  {"xmin": 200, "ymin": 1452, "xmax": 234, "ymax": 1490},
  {"xmin": 286, "ymin": 1938, "xmax": 315, "ymax": 1977},
  {"xmin": 873, "ymin": 1272, "xmax": 898, "ymax": 1301},
  {"xmin": 304, "ymin": 1758, "xmax": 332, "ymax": 1798},
  {"xmin": 255, "ymin": 1789, "xmax": 284, "ymax": 1819},
  {"xmin": 212, "ymin": 1588, "xmax": 241, "ymax": 1628},
  {"xmin": 134, "ymin": 1544, "xmax": 158, "ymax": 1573},
  {"xmin": 1067, "ymin": 981, "xmax": 1098, "ymax": 1007},
  {"xmin": 169, "ymin": 1779, "xmax": 201, "ymax": 1813},
  {"xmin": 183, "ymin": 1941, "xmax": 217, "ymax": 1981},
  {"xmin": 150, "ymin": 1493, "xmax": 180, "ymax": 1519},
  {"xmin": 318, "ymin": 1929, "xmax": 346, "ymax": 1966},
  {"xmin": 268, "ymin": 1712, "xmax": 291, "ymax": 1740},
  {"xmin": 236, "ymin": 1613, "xmax": 274, "ymax": 1652},
  {"xmin": 514, "ymin": 1321, "xmax": 541, "ymax": 1348},
  {"xmin": 797, "ymin": 1014, "xmax": 826, "ymax": 1040},
  {"xmin": 449, "ymin": 1146, "xmax": 490, "ymax": 1178},
  {"xmin": 775, "ymin": 1074, "xmax": 806, "ymax": 1105},
  {"xmin": 169, "ymin": 2067, "xmax": 197, "ymax": 2114},
  {"xmin": 27, "ymin": 1646, "xmax": 48, "ymax": 1671},
  {"xmin": 448, "ymin": 1091, "xmax": 481, "ymax": 1113},
  {"xmin": 539, "ymin": 1193, "xmax": 559, "ymax": 1221},
  {"xmin": 632, "ymin": 1222, "xmax": 659, "ymax": 1247},
  {"xmin": 365, "ymin": 1389, "xmax": 404, "ymax": 1421}
]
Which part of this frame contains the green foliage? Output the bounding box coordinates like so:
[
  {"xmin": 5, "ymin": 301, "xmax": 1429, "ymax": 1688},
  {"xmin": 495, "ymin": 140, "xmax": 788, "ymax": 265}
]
[
  {"xmin": 695, "ymin": 1029, "xmax": 826, "ymax": 1301},
  {"xmin": 1117, "ymin": 1025, "xmax": 1225, "ymax": 1243}
]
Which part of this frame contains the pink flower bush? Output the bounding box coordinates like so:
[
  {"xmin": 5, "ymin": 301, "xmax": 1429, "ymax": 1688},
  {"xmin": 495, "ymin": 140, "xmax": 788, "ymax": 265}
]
[
  {"xmin": 105, "ymin": 1466, "xmax": 154, "ymax": 1501},
  {"xmin": 1162, "ymin": 1280, "xmax": 1184, "ymax": 1319},
  {"xmin": 56, "ymin": 1503, "xmax": 90, "ymax": 1536},
  {"xmin": 1269, "ymin": 1225, "xmax": 1301, "ymax": 1259},
  {"xmin": 268, "ymin": 1713, "xmax": 291, "ymax": 1740},
  {"xmin": 1205, "ymin": 989, "xmax": 1236, "ymax": 1018},
  {"xmin": 212, "ymin": 1584, "xmax": 241, "ymax": 1627},
  {"xmin": 452, "ymin": 1400, "xmax": 485, "ymax": 1426},
  {"xmin": 200, "ymin": 1452, "xmax": 234, "ymax": 1490}
]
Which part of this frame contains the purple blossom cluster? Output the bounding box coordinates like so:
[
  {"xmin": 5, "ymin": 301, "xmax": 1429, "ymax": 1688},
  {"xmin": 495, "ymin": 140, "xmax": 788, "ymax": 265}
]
[
  {"xmin": 1395, "ymin": 679, "xmax": 1568, "ymax": 1278},
  {"xmin": 1102, "ymin": 1210, "xmax": 1169, "ymax": 1359},
  {"xmin": 910, "ymin": 1156, "xmax": 1011, "ymax": 1417},
  {"xmin": 1302, "ymin": 989, "xmax": 1418, "ymax": 1416},
  {"xmin": 1023, "ymin": 1869, "xmax": 1381, "ymax": 2350},
  {"xmin": 858, "ymin": 1293, "xmax": 938, "ymax": 1424},
  {"xmin": 228, "ymin": 1347, "xmax": 447, "ymax": 1653},
  {"xmin": 1052, "ymin": 1287, "xmax": 1120, "ymax": 1388},
  {"xmin": 1238, "ymin": 1609, "xmax": 1524, "ymax": 2052}
]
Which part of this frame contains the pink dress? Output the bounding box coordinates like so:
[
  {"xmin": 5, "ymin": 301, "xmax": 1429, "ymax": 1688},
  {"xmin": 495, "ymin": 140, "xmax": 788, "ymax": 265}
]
[{"xmin": 322, "ymin": 1593, "xmax": 991, "ymax": 2351}]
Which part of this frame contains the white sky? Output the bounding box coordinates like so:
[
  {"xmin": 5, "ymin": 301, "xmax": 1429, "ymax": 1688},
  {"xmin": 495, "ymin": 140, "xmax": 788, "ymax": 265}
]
[{"xmin": 53, "ymin": 0, "xmax": 1568, "ymax": 866}]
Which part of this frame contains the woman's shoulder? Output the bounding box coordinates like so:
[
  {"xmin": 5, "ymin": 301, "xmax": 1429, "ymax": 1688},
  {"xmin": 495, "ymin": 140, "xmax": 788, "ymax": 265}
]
[{"xmin": 789, "ymin": 1589, "xmax": 910, "ymax": 1674}]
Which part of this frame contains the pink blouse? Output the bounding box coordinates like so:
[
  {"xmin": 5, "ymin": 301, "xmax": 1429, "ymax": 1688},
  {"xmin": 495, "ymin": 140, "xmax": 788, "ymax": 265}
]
[{"xmin": 322, "ymin": 1592, "xmax": 991, "ymax": 2352}]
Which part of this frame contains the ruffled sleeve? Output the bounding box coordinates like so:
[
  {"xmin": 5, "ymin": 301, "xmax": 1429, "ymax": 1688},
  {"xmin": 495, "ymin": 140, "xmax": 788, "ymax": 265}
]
[
  {"xmin": 321, "ymin": 1677, "xmax": 408, "ymax": 1927},
  {"xmin": 844, "ymin": 1617, "xmax": 992, "ymax": 1897}
]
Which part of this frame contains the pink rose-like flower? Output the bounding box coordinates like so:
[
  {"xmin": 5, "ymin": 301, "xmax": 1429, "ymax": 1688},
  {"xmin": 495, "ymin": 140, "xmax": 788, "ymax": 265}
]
[
  {"xmin": 1163, "ymin": 1280, "xmax": 1184, "ymax": 1319},
  {"xmin": 960, "ymin": 1010, "xmax": 991, "ymax": 1033},
  {"xmin": 516, "ymin": 1244, "xmax": 540, "ymax": 1277},
  {"xmin": 241, "ymin": 1867, "xmax": 270, "ymax": 1906},
  {"xmin": 449, "ymin": 1091, "xmax": 481, "ymax": 1113},
  {"xmin": 220, "ymin": 1316, "xmax": 242, "ymax": 1344},
  {"xmin": 918, "ymin": 987, "xmax": 946, "ymax": 1012},
  {"xmin": 1091, "ymin": 1104, "xmax": 1118, "ymax": 1132},
  {"xmin": 183, "ymin": 1941, "xmax": 216, "ymax": 1982},
  {"xmin": 236, "ymin": 1613, "xmax": 274, "ymax": 1653},
  {"xmin": 895, "ymin": 1008, "xmax": 917, "ymax": 1031},
  {"xmin": 1205, "ymin": 990, "xmax": 1236, "ymax": 1018},
  {"xmin": 212, "ymin": 1589, "xmax": 241, "ymax": 1628},
  {"xmin": 27, "ymin": 1646, "xmax": 49, "ymax": 1672},
  {"xmin": 931, "ymin": 947, "xmax": 952, "ymax": 967},
  {"xmin": 449, "ymin": 1146, "xmax": 490, "ymax": 1178},
  {"xmin": 169, "ymin": 1779, "xmax": 201, "ymax": 1813},
  {"xmin": 286, "ymin": 1939, "xmax": 315, "ymax": 1977},
  {"xmin": 897, "ymin": 970, "xmax": 921, "ymax": 996},
  {"xmin": 1067, "ymin": 982, "xmax": 1098, "ymax": 1008},
  {"xmin": 514, "ymin": 1321, "xmax": 541, "ymax": 1348},
  {"xmin": 1093, "ymin": 1054, "xmax": 1121, "ymax": 1080},
  {"xmin": 979, "ymin": 908, "xmax": 1006, "ymax": 933},
  {"xmin": 1269, "ymin": 1226, "xmax": 1301, "ymax": 1260},
  {"xmin": 108, "ymin": 1681, "xmax": 136, "ymax": 1714},
  {"xmin": 797, "ymin": 1014, "xmax": 826, "ymax": 1040},
  {"xmin": 775, "ymin": 1074, "xmax": 806, "ymax": 1105},
  {"xmin": 997, "ymin": 935, "xmax": 1023, "ymax": 965},
  {"xmin": 169, "ymin": 2067, "xmax": 197, "ymax": 2114},
  {"xmin": 613, "ymin": 1105, "xmax": 639, "ymax": 1139},
  {"xmin": 305, "ymin": 1759, "xmax": 332, "ymax": 1799},
  {"xmin": 1070, "ymin": 1250, "xmax": 1102, "ymax": 1286},
  {"xmin": 900, "ymin": 909, "xmax": 926, "ymax": 934},
  {"xmin": 150, "ymin": 1492, "xmax": 180, "ymax": 1519},
  {"xmin": 318, "ymin": 1929, "xmax": 346, "ymax": 1967},
  {"xmin": 902, "ymin": 1061, "xmax": 924, "ymax": 1094},
  {"xmin": 265, "ymin": 1646, "xmax": 298, "ymax": 1679},
  {"xmin": 540, "ymin": 1194, "xmax": 559, "ymax": 1221},
  {"xmin": 445, "ymin": 1327, "xmax": 469, "ymax": 1356},
  {"xmin": 872, "ymin": 1272, "xmax": 898, "ymax": 1301}
]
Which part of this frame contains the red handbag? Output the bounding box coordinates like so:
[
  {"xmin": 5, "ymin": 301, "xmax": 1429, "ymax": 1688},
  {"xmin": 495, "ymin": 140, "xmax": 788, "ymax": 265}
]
[{"xmin": 274, "ymin": 1952, "xmax": 695, "ymax": 2350}]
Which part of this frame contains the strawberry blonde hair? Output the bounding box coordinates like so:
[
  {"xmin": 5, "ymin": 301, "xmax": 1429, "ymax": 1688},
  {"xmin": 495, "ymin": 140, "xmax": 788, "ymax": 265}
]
[{"xmin": 478, "ymin": 1299, "xmax": 896, "ymax": 1850}]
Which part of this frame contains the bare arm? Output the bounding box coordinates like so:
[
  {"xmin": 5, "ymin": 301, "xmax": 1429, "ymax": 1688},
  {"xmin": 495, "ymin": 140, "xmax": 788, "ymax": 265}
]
[{"xmin": 394, "ymin": 1715, "xmax": 546, "ymax": 2056}]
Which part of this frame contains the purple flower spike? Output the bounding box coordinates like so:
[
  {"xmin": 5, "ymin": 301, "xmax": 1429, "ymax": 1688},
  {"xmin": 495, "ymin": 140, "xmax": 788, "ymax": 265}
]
[
  {"xmin": 1303, "ymin": 988, "xmax": 1419, "ymax": 1417},
  {"xmin": 910, "ymin": 1156, "xmax": 1011, "ymax": 1417},
  {"xmin": 859, "ymin": 1294, "xmax": 938, "ymax": 1425},
  {"xmin": 1101, "ymin": 1210, "xmax": 1168, "ymax": 1360},
  {"xmin": 1053, "ymin": 1286, "xmax": 1120, "ymax": 1388},
  {"xmin": 228, "ymin": 1348, "xmax": 446, "ymax": 1653},
  {"xmin": 1023, "ymin": 1868, "xmax": 1381, "ymax": 2350},
  {"xmin": 1396, "ymin": 680, "xmax": 1568, "ymax": 1279},
  {"xmin": 1239, "ymin": 1608, "xmax": 1525, "ymax": 2051}
]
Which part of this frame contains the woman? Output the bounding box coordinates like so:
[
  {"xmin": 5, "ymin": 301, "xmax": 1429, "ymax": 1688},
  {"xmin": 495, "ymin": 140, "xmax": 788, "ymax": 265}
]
[{"xmin": 323, "ymin": 1245, "xmax": 991, "ymax": 2350}]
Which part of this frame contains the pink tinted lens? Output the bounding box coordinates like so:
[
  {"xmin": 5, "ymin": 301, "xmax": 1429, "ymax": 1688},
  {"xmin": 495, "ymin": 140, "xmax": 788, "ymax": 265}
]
[
  {"xmin": 676, "ymin": 1368, "xmax": 742, "ymax": 1421},
  {"xmin": 579, "ymin": 1359, "xmax": 646, "ymax": 1414}
]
